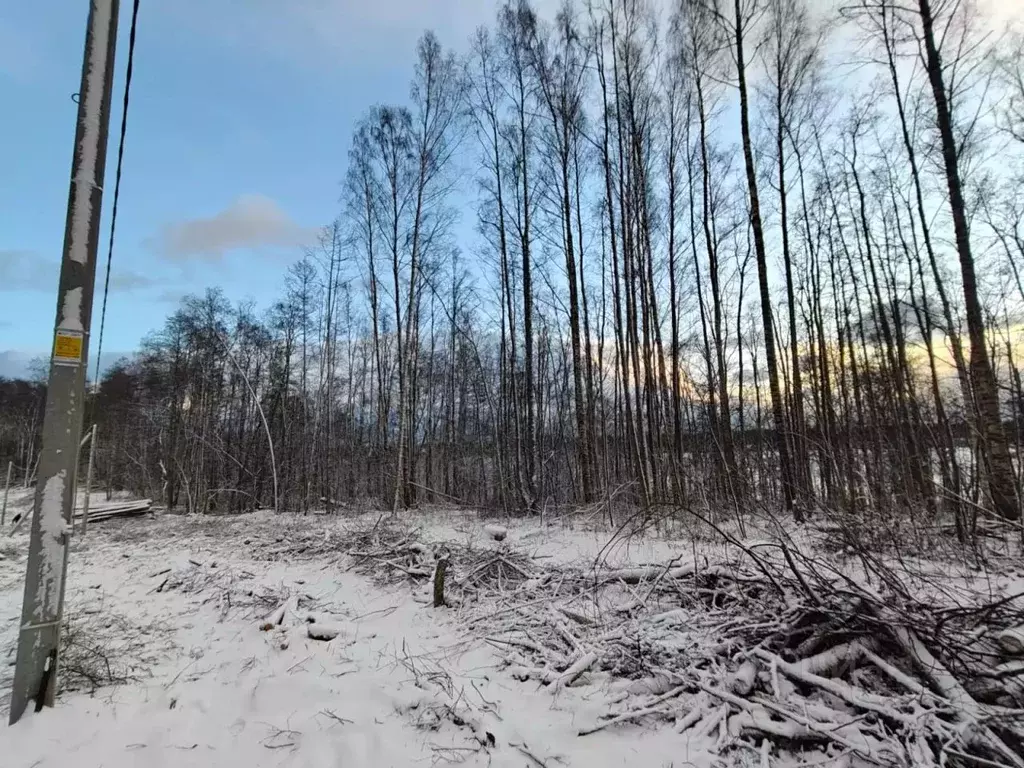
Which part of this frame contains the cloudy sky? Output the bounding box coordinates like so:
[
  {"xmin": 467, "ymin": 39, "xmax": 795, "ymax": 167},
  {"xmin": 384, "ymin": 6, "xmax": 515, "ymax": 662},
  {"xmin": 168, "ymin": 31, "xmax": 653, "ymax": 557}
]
[
  {"xmin": 0, "ymin": 0, "xmax": 525, "ymax": 378},
  {"xmin": 0, "ymin": 0, "xmax": 1019, "ymax": 379}
]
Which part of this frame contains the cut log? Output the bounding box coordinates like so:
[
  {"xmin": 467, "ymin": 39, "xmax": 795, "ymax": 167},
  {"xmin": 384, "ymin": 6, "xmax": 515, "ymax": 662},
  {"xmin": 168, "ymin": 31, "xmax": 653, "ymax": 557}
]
[
  {"xmin": 622, "ymin": 674, "xmax": 677, "ymax": 697},
  {"xmin": 730, "ymin": 660, "xmax": 758, "ymax": 696},
  {"xmin": 551, "ymin": 650, "xmax": 599, "ymax": 691},
  {"xmin": 997, "ymin": 626, "xmax": 1024, "ymax": 656},
  {"xmin": 10, "ymin": 498, "xmax": 152, "ymax": 533},
  {"xmin": 73, "ymin": 499, "xmax": 152, "ymax": 525},
  {"xmin": 792, "ymin": 640, "xmax": 869, "ymax": 676}
]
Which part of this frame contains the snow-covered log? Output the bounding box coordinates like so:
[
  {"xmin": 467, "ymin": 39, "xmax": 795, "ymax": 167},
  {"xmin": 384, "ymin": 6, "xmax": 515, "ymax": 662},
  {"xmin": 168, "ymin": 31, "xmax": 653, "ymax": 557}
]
[
  {"xmin": 997, "ymin": 625, "xmax": 1024, "ymax": 655},
  {"xmin": 307, "ymin": 623, "xmax": 344, "ymax": 641}
]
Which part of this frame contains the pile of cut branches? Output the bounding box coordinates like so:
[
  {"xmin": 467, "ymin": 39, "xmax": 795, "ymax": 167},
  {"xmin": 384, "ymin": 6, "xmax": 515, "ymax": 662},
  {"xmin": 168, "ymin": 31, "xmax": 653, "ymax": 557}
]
[
  {"xmin": 458, "ymin": 548, "xmax": 534, "ymax": 594},
  {"xmin": 469, "ymin": 541, "xmax": 1024, "ymax": 767},
  {"xmin": 346, "ymin": 523, "xmax": 436, "ymax": 585},
  {"xmin": 344, "ymin": 520, "xmax": 538, "ymax": 604},
  {"xmin": 331, "ymin": 517, "xmax": 1024, "ymax": 764},
  {"xmin": 154, "ymin": 559, "xmax": 322, "ymax": 621}
]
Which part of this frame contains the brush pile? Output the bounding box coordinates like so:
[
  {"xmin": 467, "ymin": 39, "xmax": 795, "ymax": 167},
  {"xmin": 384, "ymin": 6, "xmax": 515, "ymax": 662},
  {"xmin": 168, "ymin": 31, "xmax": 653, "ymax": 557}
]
[
  {"xmin": 480, "ymin": 544, "xmax": 1024, "ymax": 767},
  {"xmin": 153, "ymin": 558, "xmax": 324, "ymax": 621},
  {"xmin": 349, "ymin": 517, "xmax": 1024, "ymax": 767},
  {"xmin": 344, "ymin": 521, "xmax": 537, "ymax": 603}
]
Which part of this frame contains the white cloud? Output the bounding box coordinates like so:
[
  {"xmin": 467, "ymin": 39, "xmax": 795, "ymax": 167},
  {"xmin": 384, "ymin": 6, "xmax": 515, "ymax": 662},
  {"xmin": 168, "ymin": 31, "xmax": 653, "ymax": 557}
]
[{"xmin": 148, "ymin": 195, "xmax": 317, "ymax": 262}]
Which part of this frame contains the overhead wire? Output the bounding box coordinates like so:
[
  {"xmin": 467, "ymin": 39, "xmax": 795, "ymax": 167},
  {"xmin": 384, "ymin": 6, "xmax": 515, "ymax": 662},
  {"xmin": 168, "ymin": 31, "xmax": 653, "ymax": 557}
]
[{"xmin": 93, "ymin": 0, "xmax": 142, "ymax": 390}]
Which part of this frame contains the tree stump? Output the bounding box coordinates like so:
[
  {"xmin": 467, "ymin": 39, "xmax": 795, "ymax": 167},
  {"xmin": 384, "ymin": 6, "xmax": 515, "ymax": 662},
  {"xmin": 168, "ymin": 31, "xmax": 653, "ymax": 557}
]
[{"xmin": 433, "ymin": 553, "xmax": 450, "ymax": 608}]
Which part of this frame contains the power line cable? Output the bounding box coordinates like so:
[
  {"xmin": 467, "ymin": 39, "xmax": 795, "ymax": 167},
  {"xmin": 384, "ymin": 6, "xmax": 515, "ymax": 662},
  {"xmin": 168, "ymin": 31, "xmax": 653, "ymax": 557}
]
[{"xmin": 93, "ymin": 0, "xmax": 142, "ymax": 389}]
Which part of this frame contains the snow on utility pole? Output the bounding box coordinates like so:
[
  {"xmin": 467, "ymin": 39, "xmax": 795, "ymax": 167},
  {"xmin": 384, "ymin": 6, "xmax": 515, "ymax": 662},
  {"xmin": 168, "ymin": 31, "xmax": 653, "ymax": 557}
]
[{"xmin": 8, "ymin": 0, "xmax": 120, "ymax": 725}]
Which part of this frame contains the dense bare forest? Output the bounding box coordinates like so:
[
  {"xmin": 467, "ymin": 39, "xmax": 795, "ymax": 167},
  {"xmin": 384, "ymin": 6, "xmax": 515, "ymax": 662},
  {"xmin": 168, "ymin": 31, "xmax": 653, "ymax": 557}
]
[{"xmin": 3, "ymin": 0, "xmax": 1023, "ymax": 533}]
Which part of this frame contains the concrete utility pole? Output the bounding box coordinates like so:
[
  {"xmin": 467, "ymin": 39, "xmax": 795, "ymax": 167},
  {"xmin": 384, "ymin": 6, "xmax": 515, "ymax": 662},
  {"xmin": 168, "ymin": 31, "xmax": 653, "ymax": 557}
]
[{"xmin": 9, "ymin": 0, "xmax": 120, "ymax": 725}]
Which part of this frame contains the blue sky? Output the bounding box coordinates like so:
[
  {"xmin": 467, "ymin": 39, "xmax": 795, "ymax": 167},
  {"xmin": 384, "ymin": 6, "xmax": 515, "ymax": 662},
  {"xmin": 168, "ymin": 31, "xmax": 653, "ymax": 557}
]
[
  {"xmin": 3, "ymin": 0, "xmax": 1017, "ymax": 380},
  {"xmin": 0, "ymin": 0, "xmax": 502, "ymax": 378}
]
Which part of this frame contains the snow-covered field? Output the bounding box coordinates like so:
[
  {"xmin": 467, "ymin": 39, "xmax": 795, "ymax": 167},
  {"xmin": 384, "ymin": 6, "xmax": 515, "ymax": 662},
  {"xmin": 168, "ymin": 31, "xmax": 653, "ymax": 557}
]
[
  {"xmin": 1, "ymin": 499, "xmax": 1022, "ymax": 768},
  {"xmin": 0, "ymin": 506, "xmax": 713, "ymax": 768}
]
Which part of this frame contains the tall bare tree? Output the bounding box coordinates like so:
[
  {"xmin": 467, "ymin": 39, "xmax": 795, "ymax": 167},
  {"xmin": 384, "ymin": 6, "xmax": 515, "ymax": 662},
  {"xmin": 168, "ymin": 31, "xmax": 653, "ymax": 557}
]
[{"xmin": 914, "ymin": 0, "xmax": 1020, "ymax": 520}]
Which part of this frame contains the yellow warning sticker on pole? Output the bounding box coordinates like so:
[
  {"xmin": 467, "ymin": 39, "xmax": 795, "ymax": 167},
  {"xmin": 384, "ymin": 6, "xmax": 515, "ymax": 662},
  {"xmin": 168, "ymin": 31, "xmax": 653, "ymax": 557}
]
[{"xmin": 53, "ymin": 331, "xmax": 83, "ymax": 366}]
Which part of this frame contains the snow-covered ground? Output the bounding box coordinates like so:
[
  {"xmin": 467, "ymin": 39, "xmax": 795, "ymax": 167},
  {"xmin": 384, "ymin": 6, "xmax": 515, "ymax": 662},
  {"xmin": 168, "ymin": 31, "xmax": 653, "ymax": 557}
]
[
  {"xmin": 2, "ymin": 500, "xmax": 1022, "ymax": 768},
  {"xmin": 0, "ymin": 508, "xmax": 716, "ymax": 768}
]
